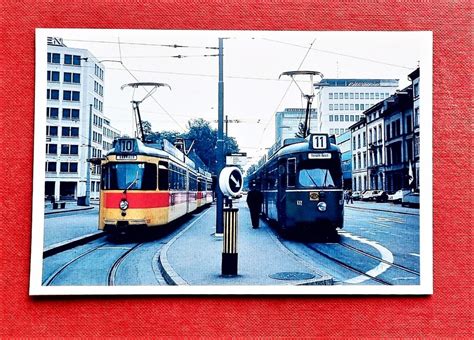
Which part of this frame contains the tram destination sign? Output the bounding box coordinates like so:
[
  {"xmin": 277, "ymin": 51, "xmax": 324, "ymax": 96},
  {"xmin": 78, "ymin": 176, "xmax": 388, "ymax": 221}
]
[{"xmin": 226, "ymin": 152, "xmax": 248, "ymax": 167}]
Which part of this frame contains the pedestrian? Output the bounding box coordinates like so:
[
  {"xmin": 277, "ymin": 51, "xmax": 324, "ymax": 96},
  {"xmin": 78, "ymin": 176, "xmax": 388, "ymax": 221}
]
[
  {"xmin": 246, "ymin": 181, "xmax": 263, "ymax": 229},
  {"xmin": 344, "ymin": 190, "xmax": 349, "ymax": 204},
  {"xmin": 349, "ymin": 190, "xmax": 354, "ymax": 204}
]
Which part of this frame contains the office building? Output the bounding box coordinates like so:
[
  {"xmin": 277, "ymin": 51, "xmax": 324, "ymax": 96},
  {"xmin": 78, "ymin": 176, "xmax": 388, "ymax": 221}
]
[
  {"xmin": 45, "ymin": 37, "xmax": 120, "ymax": 201},
  {"xmin": 275, "ymin": 108, "xmax": 318, "ymax": 145},
  {"xmin": 314, "ymin": 79, "xmax": 399, "ymax": 136}
]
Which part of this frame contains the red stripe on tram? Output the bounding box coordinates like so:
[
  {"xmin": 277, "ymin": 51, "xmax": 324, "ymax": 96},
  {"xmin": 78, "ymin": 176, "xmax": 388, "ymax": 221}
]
[{"xmin": 104, "ymin": 192, "xmax": 170, "ymax": 209}]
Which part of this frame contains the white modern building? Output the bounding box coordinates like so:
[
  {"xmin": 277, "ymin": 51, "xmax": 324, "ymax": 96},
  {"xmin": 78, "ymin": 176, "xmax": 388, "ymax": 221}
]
[
  {"xmin": 314, "ymin": 79, "xmax": 399, "ymax": 136},
  {"xmin": 45, "ymin": 37, "xmax": 120, "ymax": 201},
  {"xmin": 275, "ymin": 108, "xmax": 318, "ymax": 144}
]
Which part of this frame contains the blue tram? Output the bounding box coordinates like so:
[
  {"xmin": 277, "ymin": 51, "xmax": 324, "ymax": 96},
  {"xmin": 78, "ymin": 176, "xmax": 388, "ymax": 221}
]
[{"xmin": 248, "ymin": 133, "xmax": 344, "ymax": 237}]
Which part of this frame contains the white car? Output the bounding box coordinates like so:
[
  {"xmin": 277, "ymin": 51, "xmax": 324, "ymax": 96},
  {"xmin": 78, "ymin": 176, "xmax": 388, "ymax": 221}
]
[
  {"xmin": 388, "ymin": 189, "xmax": 404, "ymax": 203},
  {"xmin": 361, "ymin": 190, "xmax": 375, "ymax": 201}
]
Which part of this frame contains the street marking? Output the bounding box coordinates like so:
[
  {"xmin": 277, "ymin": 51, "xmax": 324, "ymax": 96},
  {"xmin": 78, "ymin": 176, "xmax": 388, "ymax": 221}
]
[
  {"xmin": 409, "ymin": 253, "xmax": 420, "ymax": 257},
  {"xmin": 372, "ymin": 221, "xmax": 392, "ymax": 228},
  {"xmin": 376, "ymin": 217, "xmax": 405, "ymax": 224},
  {"xmin": 392, "ymin": 277, "xmax": 417, "ymax": 281},
  {"xmin": 340, "ymin": 231, "xmax": 394, "ymax": 284}
]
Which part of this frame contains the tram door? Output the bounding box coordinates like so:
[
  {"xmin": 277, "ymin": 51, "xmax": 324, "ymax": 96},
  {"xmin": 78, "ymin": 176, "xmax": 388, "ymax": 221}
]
[{"xmin": 277, "ymin": 159, "xmax": 287, "ymax": 222}]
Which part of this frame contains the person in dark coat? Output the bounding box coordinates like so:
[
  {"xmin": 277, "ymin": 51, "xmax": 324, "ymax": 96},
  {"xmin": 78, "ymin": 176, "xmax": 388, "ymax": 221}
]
[{"xmin": 246, "ymin": 181, "xmax": 263, "ymax": 228}]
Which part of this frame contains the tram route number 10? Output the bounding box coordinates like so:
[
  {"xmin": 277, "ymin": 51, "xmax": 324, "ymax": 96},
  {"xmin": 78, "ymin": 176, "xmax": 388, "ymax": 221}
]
[
  {"xmin": 119, "ymin": 139, "xmax": 135, "ymax": 153},
  {"xmin": 312, "ymin": 134, "xmax": 327, "ymax": 149}
]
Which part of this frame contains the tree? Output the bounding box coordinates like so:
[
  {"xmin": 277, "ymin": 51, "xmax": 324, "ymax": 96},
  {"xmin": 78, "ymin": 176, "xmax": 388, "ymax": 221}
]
[{"xmin": 295, "ymin": 122, "xmax": 309, "ymax": 138}]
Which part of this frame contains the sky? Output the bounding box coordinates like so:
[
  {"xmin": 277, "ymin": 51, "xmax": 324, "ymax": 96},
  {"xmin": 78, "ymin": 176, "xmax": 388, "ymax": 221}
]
[{"xmin": 43, "ymin": 30, "xmax": 426, "ymax": 168}]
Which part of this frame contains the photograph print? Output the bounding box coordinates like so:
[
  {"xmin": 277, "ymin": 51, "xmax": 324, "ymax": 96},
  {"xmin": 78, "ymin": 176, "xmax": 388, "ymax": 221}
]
[{"xmin": 30, "ymin": 29, "xmax": 432, "ymax": 295}]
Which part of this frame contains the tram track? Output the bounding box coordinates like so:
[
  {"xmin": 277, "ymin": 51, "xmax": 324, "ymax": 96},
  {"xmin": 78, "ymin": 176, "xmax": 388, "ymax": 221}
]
[
  {"xmin": 304, "ymin": 243, "xmax": 393, "ymax": 285},
  {"xmin": 43, "ymin": 241, "xmax": 143, "ymax": 286},
  {"xmin": 338, "ymin": 241, "xmax": 420, "ymax": 276},
  {"xmin": 107, "ymin": 243, "xmax": 143, "ymax": 286}
]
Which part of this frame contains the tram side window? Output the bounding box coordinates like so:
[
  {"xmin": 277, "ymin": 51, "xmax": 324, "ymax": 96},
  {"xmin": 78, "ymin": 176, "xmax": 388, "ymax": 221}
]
[
  {"xmin": 287, "ymin": 158, "xmax": 296, "ymax": 187},
  {"xmin": 158, "ymin": 162, "xmax": 169, "ymax": 190}
]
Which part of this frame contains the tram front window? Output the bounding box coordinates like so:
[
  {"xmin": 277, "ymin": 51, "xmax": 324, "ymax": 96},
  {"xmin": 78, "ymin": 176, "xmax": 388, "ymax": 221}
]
[
  {"xmin": 102, "ymin": 163, "xmax": 157, "ymax": 190},
  {"xmin": 298, "ymin": 161, "xmax": 342, "ymax": 188}
]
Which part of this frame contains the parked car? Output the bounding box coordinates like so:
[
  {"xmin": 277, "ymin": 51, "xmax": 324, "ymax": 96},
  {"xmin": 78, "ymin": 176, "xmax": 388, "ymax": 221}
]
[
  {"xmin": 351, "ymin": 191, "xmax": 362, "ymax": 200},
  {"xmin": 372, "ymin": 190, "xmax": 388, "ymax": 202},
  {"xmin": 361, "ymin": 190, "xmax": 375, "ymax": 201},
  {"xmin": 388, "ymin": 189, "xmax": 405, "ymax": 203},
  {"xmin": 402, "ymin": 190, "xmax": 420, "ymax": 207}
]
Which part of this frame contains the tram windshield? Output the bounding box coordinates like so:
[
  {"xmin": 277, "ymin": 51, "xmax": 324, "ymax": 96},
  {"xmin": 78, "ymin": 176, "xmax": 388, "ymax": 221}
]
[
  {"xmin": 101, "ymin": 162, "xmax": 157, "ymax": 190},
  {"xmin": 298, "ymin": 160, "xmax": 342, "ymax": 188}
]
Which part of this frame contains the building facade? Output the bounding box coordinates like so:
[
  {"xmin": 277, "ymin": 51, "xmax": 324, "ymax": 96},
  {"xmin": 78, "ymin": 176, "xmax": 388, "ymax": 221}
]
[
  {"xmin": 349, "ymin": 117, "xmax": 368, "ymax": 192},
  {"xmin": 408, "ymin": 68, "xmax": 420, "ymax": 189},
  {"xmin": 349, "ymin": 81, "xmax": 416, "ymax": 193},
  {"xmin": 275, "ymin": 108, "xmax": 318, "ymax": 144},
  {"xmin": 314, "ymin": 79, "xmax": 399, "ymax": 136},
  {"xmin": 45, "ymin": 37, "xmax": 120, "ymax": 201},
  {"xmin": 335, "ymin": 131, "xmax": 352, "ymax": 189}
]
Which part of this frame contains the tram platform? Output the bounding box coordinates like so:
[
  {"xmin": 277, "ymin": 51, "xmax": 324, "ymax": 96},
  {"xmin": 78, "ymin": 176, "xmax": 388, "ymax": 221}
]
[{"xmin": 159, "ymin": 199, "xmax": 333, "ymax": 286}]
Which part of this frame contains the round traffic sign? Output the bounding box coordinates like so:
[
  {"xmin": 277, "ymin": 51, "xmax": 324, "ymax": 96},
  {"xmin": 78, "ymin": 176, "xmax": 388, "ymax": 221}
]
[{"xmin": 219, "ymin": 167, "xmax": 243, "ymax": 197}]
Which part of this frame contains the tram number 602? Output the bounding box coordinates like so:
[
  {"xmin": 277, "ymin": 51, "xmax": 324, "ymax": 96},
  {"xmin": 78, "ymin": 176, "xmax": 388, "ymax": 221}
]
[
  {"xmin": 119, "ymin": 139, "xmax": 134, "ymax": 153},
  {"xmin": 312, "ymin": 135, "xmax": 327, "ymax": 149}
]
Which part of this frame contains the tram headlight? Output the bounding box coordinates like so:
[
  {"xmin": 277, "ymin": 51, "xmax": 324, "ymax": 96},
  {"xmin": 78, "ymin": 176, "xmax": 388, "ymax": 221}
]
[
  {"xmin": 119, "ymin": 199, "xmax": 129, "ymax": 210},
  {"xmin": 317, "ymin": 202, "xmax": 327, "ymax": 212}
]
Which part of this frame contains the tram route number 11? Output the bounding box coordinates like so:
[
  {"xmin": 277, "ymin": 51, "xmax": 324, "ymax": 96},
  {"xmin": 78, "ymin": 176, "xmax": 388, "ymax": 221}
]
[
  {"xmin": 119, "ymin": 139, "xmax": 135, "ymax": 153},
  {"xmin": 312, "ymin": 134, "xmax": 327, "ymax": 150}
]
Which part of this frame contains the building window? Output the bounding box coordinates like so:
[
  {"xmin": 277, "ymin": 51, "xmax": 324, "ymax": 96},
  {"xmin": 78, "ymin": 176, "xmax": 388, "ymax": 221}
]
[
  {"xmin": 414, "ymin": 83, "xmax": 419, "ymax": 97},
  {"xmin": 334, "ymin": 115, "xmax": 339, "ymax": 121},
  {"xmin": 47, "ymin": 71, "xmax": 60, "ymax": 82},
  {"xmin": 339, "ymin": 104, "xmax": 343, "ymax": 110},
  {"xmin": 329, "ymin": 104, "xmax": 333, "ymax": 111},
  {"xmin": 45, "ymin": 161, "xmax": 57, "ymax": 172},
  {"xmin": 340, "ymin": 115, "xmax": 344, "ymax": 121},
  {"xmin": 350, "ymin": 115, "xmax": 355, "ymax": 122},
  {"xmin": 373, "ymin": 128, "xmax": 377, "ymax": 142},
  {"xmin": 358, "ymin": 154, "xmax": 362, "ymax": 169},
  {"xmin": 355, "ymin": 104, "xmax": 359, "ymax": 111},
  {"xmin": 370, "ymin": 93, "xmax": 374, "ymax": 99},
  {"xmin": 353, "ymin": 155, "xmax": 357, "ymax": 170},
  {"xmin": 339, "ymin": 92, "xmax": 343, "ymax": 98},
  {"xmin": 406, "ymin": 115, "xmax": 412, "ymax": 134},
  {"xmin": 345, "ymin": 115, "xmax": 349, "ymax": 121},
  {"xmin": 329, "ymin": 92, "xmax": 333, "ymax": 99},
  {"xmin": 378, "ymin": 125, "xmax": 382, "ymax": 141},
  {"xmin": 64, "ymin": 54, "xmax": 72, "ymax": 65},
  {"xmin": 46, "ymin": 126, "xmax": 58, "ymax": 136},
  {"xmin": 350, "ymin": 93, "xmax": 354, "ymax": 99},
  {"xmin": 349, "ymin": 104, "xmax": 354, "ymax": 110},
  {"xmin": 62, "ymin": 109, "xmax": 80, "ymax": 120},
  {"xmin": 47, "ymin": 53, "xmax": 60, "ymax": 64},
  {"xmin": 415, "ymin": 107, "xmax": 420, "ymax": 127},
  {"xmin": 363, "ymin": 131, "xmax": 366, "ymax": 146},
  {"xmin": 46, "ymin": 144, "xmax": 57, "ymax": 155},
  {"xmin": 355, "ymin": 93, "xmax": 359, "ymax": 99},
  {"xmin": 344, "ymin": 104, "xmax": 348, "ymax": 110},
  {"xmin": 353, "ymin": 137, "xmax": 356, "ymax": 150},
  {"xmin": 334, "ymin": 93, "xmax": 338, "ymax": 99},
  {"xmin": 329, "ymin": 115, "xmax": 333, "ymax": 122},
  {"xmin": 334, "ymin": 104, "xmax": 338, "ymax": 111},
  {"xmin": 329, "ymin": 128, "xmax": 334, "ymax": 135},
  {"xmin": 60, "ymin": 162, "xmax": 78, "ymax": 173},
  {"xmin": 344, "ymin": 93, "xmax": 349, "ymax": 99},
  {"xmin": 365, "ymin": 93, "xmax": 369, "ymax": 99},
  {"xmin": 414, "ymin": 135, "xmax": 420, "ymax": 157},
  {"xmin": 335, "ymin": 128, "xmax": 340, "ymax": 135},
  {"xmin": 46, "ymin": 107, "xmax": 59, "ymax": 119},
  {"xmin": 375, "ymin": 93, "xmax": 380, "ymax": 99},
  {"xmin": 62, "ymin": 127, "xmax": 79, "ymax": 137},
  {"xmin": 63, "ymin": 90, "xmax": 80, "ymax": 101},
  {"xmin": 64, "ymin": 72, "xmax": 81, "ymax": 84},
  {"xmin": 47, "ymin": 89, "xmax": 59, "ymax": 100},
  {"xmin": 61, "ymin": 144, "xmax": 79, "ymax": 155},
  {"xmin": 357, "ymin": 135, "xmax": 361, "ymax": 149},
  {"xmin": 73, "ymin": 55, "xmax": 81, "ymax": 65},
  {"xmin": 363, "ymin": 152, "xmax": 367, "ymax": 168}
]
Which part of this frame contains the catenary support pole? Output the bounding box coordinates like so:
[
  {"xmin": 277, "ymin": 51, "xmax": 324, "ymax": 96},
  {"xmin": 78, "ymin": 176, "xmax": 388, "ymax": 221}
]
[{"xmin": 215, "ymin": 37, "xmax": 225, "ymax": 236}]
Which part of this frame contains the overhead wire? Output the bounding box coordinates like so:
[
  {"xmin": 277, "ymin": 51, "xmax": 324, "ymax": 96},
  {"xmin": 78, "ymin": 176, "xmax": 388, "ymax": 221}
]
[{"xmin": 63, "ymin": 38, "xmax": 218, "ymax": 49}]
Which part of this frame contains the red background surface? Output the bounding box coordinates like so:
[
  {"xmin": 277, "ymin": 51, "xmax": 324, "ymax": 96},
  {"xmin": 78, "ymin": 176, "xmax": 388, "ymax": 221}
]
[{"xmin": 1, "ymin": 0, "xmax": 472, "ymax": 337}]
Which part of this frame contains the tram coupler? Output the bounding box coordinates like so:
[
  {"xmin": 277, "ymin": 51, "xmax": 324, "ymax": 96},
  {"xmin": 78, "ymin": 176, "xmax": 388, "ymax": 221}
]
[{"xmin": 221, "ymin": 207, "xmax": 238, "ymax": 276}]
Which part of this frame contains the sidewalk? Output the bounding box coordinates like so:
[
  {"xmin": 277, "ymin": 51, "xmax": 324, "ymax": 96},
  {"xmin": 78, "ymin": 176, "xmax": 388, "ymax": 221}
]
[
  {"xmin": 44, "ymin": 200, "xmax": 99, "ymax": 215},
  {"xmin": 160, "ymin": 201, "xmax": 333, "ymax": 286},
  {"xmin": 345, "ymin": 200, "xmax": 419, "ymax": 215}
]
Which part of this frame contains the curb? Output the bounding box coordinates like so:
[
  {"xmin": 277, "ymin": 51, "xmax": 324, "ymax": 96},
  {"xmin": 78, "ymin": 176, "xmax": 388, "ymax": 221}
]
[
  {"xmin": 43, "ymin": 231, "xmax": 106, "ymax": 258},
  {"xmin": 345, "ymin": 205, "xmax": 419, "ymax": 216},
  {"xmin": 158, "ymin": 209, "xmax": 212, "ymax": 286},
  {"xmin": 45, "ymin": 206, "xmax": 94, "ymax": 215}
]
